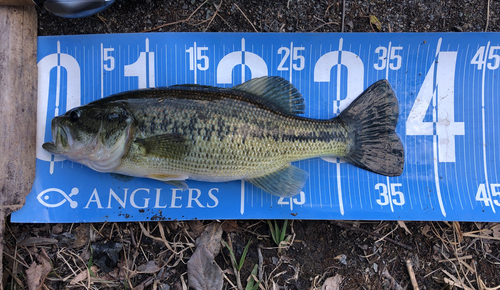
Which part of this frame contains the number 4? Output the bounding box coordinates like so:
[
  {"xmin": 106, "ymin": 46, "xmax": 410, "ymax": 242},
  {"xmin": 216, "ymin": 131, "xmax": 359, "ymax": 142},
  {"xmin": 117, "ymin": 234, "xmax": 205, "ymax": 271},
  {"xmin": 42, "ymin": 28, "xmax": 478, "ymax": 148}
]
[{"xmin": 406, "ymin": 51, "xmax": 464, "ymax": 162}]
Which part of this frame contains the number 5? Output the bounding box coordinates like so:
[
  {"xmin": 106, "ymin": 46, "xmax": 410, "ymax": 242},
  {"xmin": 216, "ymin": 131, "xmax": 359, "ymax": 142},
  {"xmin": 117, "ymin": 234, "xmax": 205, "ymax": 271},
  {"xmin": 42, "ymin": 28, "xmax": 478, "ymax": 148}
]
[{"xmin": 487, "ymin": 46, "xmax": 500, "ymax": 70}]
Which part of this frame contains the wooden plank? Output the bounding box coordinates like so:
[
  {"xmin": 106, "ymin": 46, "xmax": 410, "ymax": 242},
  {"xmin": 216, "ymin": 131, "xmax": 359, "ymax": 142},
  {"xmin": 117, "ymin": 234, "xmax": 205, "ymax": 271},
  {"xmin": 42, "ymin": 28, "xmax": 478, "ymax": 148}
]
[{"xmin": 0, "ymin": 4, "xmax": 37, "ymax": 289}]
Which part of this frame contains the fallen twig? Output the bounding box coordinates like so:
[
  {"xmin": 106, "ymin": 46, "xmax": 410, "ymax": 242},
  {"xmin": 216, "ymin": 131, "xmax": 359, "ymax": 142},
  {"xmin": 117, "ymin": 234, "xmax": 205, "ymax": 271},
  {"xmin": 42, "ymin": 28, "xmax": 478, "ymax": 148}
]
[
  {"xmin": 438, "ymin": 255, "xmax": 473, "ymax": 263},
  {"xmin": 406, "ymin": 259, "xmax": 419, "ymax": 290},
  {"xmin": 462, "ymin": 233, "xmax": 500, "ymax": 241},
  {"xmin": 485, "ymin": 0, "xmax": 491, "ymax": 32},
  {"xmin": 234, "ymin": 3, "xmax": 258, "ymax": 32},
  {"xmin": 142, "ymin": 0, "xmax": 210, "ymax": 32},
  {"xmin": 311, "ymin": 16, "xmax": 339, "ymax": 32},
  {"xmin": 335, "ymin": 222, "xmax": 413, "ymax": 251}
]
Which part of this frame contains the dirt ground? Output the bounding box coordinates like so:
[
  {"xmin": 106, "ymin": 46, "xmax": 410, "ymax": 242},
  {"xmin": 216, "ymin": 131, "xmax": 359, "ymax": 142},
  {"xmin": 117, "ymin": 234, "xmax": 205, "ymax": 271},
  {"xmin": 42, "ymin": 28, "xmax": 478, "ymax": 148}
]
[{"xmin": 4, "ymin": 0, "xmax": 500, "ymax": 289}]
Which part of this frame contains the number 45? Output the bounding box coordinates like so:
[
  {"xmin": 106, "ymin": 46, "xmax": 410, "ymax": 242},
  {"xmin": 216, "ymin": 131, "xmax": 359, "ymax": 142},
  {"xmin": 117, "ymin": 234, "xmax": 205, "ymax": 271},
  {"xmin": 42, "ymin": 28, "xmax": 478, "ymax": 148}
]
[{"xmin": 471, "ymin": 44, "xmax": 500, "ymax": 70}]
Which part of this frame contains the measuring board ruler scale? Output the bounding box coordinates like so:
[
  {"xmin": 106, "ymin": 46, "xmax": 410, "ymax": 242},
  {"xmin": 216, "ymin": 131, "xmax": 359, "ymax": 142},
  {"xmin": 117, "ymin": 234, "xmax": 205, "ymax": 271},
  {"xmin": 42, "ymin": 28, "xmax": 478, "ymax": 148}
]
[{"xmin": 11, "ymin": 32, "xmax": 500, "ymax": 223}]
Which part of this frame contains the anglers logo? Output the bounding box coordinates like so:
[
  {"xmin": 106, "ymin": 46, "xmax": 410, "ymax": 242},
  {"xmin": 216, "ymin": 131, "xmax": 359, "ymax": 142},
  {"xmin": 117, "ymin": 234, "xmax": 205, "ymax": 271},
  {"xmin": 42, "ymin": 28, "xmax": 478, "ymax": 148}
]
[{"xmin": 37, "ymin": 188, "xmax": 79, "ymax": 208}]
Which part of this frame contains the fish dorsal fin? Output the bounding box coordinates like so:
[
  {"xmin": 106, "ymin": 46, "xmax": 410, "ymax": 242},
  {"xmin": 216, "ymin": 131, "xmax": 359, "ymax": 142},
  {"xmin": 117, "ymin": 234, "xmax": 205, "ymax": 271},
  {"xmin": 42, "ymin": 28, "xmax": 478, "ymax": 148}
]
[
  {"xmin": 134, "ymin": 133, "xmax": 190, "ymax": 159},
  {"xmin": 231, "ymin": 76, "xmax": 305, "ymax": 115}
]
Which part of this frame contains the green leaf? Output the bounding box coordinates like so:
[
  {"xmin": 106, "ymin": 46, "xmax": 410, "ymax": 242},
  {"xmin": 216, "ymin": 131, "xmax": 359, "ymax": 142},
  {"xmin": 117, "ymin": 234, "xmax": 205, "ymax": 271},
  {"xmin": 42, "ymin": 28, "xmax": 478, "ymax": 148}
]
[
  {"xmin": 280, "ymin": 220, "xmax": 288, "ymax": 245},
  {"xmin": 267, "ymin": 220, "xmax": 289, "ymax": 246},
  {"xmin": 245, "ymin": 264, "xmax": 260, "ymax": 290},
  {"xmin": 238, "ymin": 239, "xmax": 252, "ymax": 271},
  {"xmin": 267, "ymin": 220, "xmax": 277, "ymax": 245},
  {"xmin": 222, "ymin": 240, "xmax": 237, "ymax": 267}
]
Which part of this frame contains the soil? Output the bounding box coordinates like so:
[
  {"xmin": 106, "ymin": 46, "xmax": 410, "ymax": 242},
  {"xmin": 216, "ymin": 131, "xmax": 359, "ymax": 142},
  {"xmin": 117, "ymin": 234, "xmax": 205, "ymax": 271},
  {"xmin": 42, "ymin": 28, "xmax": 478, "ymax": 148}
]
[{"xmin": 4, "ymin": 0, "xmax": 500, "ymax": 289}]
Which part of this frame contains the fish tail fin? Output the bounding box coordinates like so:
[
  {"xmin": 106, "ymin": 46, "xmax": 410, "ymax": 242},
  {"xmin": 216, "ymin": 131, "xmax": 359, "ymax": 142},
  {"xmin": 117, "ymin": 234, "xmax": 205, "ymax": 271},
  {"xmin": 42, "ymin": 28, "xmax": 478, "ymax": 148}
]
[{"xmin": 337, "ymin": 79, "xmax": 404, "ymax": 176}]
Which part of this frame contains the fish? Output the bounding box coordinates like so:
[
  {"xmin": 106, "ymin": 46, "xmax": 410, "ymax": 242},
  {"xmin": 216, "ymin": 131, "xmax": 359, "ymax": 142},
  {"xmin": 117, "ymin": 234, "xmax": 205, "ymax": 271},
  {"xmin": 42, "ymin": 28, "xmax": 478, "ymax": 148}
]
[{"xmin": 43, "ymin": 76, "xmax": 404, "ymax": 197}]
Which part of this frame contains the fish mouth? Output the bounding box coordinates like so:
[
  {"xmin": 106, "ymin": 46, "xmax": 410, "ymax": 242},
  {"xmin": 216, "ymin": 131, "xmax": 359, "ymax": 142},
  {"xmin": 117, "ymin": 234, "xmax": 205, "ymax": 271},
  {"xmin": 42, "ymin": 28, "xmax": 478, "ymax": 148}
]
[{"xmin": 42, "ymin": 119, "xmax": 71, "ymax": 154}]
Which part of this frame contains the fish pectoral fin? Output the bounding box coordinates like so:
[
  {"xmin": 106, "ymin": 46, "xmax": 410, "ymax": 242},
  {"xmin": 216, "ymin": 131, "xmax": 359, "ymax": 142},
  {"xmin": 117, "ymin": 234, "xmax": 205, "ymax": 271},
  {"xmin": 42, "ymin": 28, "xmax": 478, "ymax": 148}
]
[
  {"xmin": 247, "ymin": 165, "xmax": 309, "ymax": 197},
  {"xmin": 135, "ymin": 134, "xmax": 190, "ymax": 159},
  {"xmin": 147, "ymin": 173, "xmax": 189, "ymax": 190}
]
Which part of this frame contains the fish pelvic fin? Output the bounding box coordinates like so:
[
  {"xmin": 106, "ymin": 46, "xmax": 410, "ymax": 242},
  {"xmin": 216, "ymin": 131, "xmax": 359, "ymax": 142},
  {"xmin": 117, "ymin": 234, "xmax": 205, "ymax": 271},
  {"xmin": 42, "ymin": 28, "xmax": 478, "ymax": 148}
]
[
  {"xmin": 147, "ymin": 173, "xmax": 189, "ymax": 190},
  {"xmin": 247, "ymin": 165, "xmax": 309, "ymax": 197},
  {"xmin": 337, "ymin": 79, "xmax": 404, "ymax": 176}
]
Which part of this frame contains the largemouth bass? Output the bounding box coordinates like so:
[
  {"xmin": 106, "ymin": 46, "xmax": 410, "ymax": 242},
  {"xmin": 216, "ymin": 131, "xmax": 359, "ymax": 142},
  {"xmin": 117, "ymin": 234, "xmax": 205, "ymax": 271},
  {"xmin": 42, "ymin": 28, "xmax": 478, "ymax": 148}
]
[{"xmin": 43, "ymin": 77, "xmax": 404, "ymax": 197}]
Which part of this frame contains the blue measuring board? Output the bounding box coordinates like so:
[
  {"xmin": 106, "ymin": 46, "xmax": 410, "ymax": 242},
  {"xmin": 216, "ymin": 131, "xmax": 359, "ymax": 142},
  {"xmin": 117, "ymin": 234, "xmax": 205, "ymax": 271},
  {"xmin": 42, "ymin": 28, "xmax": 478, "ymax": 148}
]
[{"xmin": 11, "ymin": 32, "xmax": 500, "ymax": 223}]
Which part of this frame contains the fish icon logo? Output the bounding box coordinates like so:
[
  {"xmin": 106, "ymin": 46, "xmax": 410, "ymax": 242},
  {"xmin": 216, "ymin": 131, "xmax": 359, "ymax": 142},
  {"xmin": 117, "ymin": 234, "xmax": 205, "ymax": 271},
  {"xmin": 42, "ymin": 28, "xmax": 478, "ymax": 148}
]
[{"xmin": 37, "ymin": 188, "xmax": 79, "ymax": 208}]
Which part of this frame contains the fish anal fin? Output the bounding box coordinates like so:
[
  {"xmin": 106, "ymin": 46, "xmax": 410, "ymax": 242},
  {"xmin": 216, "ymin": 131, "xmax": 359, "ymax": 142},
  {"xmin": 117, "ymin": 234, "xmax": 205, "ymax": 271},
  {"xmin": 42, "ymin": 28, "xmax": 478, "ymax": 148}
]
[
  {"xmin": 135, "ymin": 134, "xmax": 190, "ymax": 159},
  {"xmin": 247, "ymin": 165, "xmax": 309, "ymax": 197}
]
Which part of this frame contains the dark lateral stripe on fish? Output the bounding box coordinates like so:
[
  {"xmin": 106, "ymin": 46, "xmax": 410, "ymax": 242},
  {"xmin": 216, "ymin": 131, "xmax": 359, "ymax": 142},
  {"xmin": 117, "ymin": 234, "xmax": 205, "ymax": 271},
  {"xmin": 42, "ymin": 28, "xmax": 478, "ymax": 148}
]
[{"xmin": 131, "ymin": 95, "xmax": 346, "ymax": 145}]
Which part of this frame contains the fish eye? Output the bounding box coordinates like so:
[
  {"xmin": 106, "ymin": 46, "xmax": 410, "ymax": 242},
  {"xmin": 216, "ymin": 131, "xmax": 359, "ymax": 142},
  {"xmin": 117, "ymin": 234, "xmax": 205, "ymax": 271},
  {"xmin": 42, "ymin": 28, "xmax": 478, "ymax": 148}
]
[{"xmin": 70, "ymin": 110, "xmax": 80, "ymax": 122}]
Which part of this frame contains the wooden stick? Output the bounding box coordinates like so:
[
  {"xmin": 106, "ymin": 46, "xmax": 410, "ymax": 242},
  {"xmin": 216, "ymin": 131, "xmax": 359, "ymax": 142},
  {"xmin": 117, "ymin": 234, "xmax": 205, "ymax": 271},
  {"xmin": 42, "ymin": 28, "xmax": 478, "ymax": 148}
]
[
  {"xmin": 0, "ymin": 4, "xmax": 38, "ymax": 290},
  {"xmin": 406, "ymin": 259, "xmax": 419, "ymax": 290}
]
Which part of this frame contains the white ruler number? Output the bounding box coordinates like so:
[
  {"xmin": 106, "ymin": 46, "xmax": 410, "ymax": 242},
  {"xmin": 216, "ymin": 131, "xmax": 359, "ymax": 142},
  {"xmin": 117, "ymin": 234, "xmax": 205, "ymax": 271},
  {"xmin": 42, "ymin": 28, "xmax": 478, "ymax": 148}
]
[
  {"xmin": 375, "ymin": 183, "xmax": 405, "ymax": 212},
  {"xmin": 186, "ymin": 42, "xmax": 209, "ymax": 84},
  {"xmin": 471, "ymin": 45, "xmax": 500, "ymax": 70},
  {"xmin": 124, "ymin": 38, "xmax": 155, "ymax": 88},
  {"xmin": 373, "ymin": 45, "xmax": 403, "ymax": 71},
  {"xmin": 406, "ymin": 49, "xmax": 464, "ymax": 162},
  {"xmin": 103, "ymin": 48, "xmax": 115, "ymax": 71},
  {"xmin": 278, "ymin": 191, "xmax": 306, "ymax": 211},
  {"xmin": 277, "ymin": 42, "xmax": 305, "ymax": 84}
]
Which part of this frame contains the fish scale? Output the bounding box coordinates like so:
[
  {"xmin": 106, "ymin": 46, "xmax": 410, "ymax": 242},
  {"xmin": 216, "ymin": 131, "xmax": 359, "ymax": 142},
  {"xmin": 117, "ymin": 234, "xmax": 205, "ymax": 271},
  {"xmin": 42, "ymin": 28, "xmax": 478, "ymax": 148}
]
[{"xmin": 120, "ymin": 94, "xmax": 346, "ymax": 182}]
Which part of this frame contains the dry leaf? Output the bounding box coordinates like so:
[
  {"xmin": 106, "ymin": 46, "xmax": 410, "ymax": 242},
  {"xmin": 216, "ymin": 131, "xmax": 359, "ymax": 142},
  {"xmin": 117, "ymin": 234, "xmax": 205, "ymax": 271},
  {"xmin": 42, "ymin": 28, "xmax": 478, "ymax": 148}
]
[
  {"xmin": 187, "ymin": 223, "xmax": 223, "ymax": 290},
  {"xmin": 27, "ymin": 248, "xmax": 52, "ymax": 289},
  {"xmin": 52, "ymin": 224, "xmax": 64, "ymax": 234},
  {"xmin": 72, "ymin": 224, "xmax": 90, "ymax": 248},
  {"xmin": 26, "ymin": 262, "xmax": 43, "ymax": 290},
  {"xmin": 137, "ymin": 261, "xmax": 161, "ymax": 273},
  {"xmin": 421, "ymin": 224, "xmax": 431, "ymax": 237},
  {"xmin": 491, "ymin": 224, "xmax": 500, "ymax": 238},
  {"xmin": 397, "ymin": 221, "xmax": 412, "ymax": 235},
  {"xmin": 196, "ymin": 223, "xmax": 222, "ymax": 257},
  {"xmin": 166, "ymin": 221, "xmax": 179, "ymax": 231},
  {"xmin": 187, "ymin": 246, "xmax": 223, "ymax": 290},
  {"xmin": 322, "ymin": 274, "xmax": 342, "ymax": 290},
  {"xmin": 369, "ymin": 15, "xmax": 382, "ymax": 31},
  {"xmin": 70, "ymin": 269, "xmax": 88, "ymax": 285},
  {"xmin": 188, "ymin": 220, "xmax": 206, "ymax": 238},
  {"xmin": 221, "ymin": 220, "xmax": 239, "ymax": 233}
]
